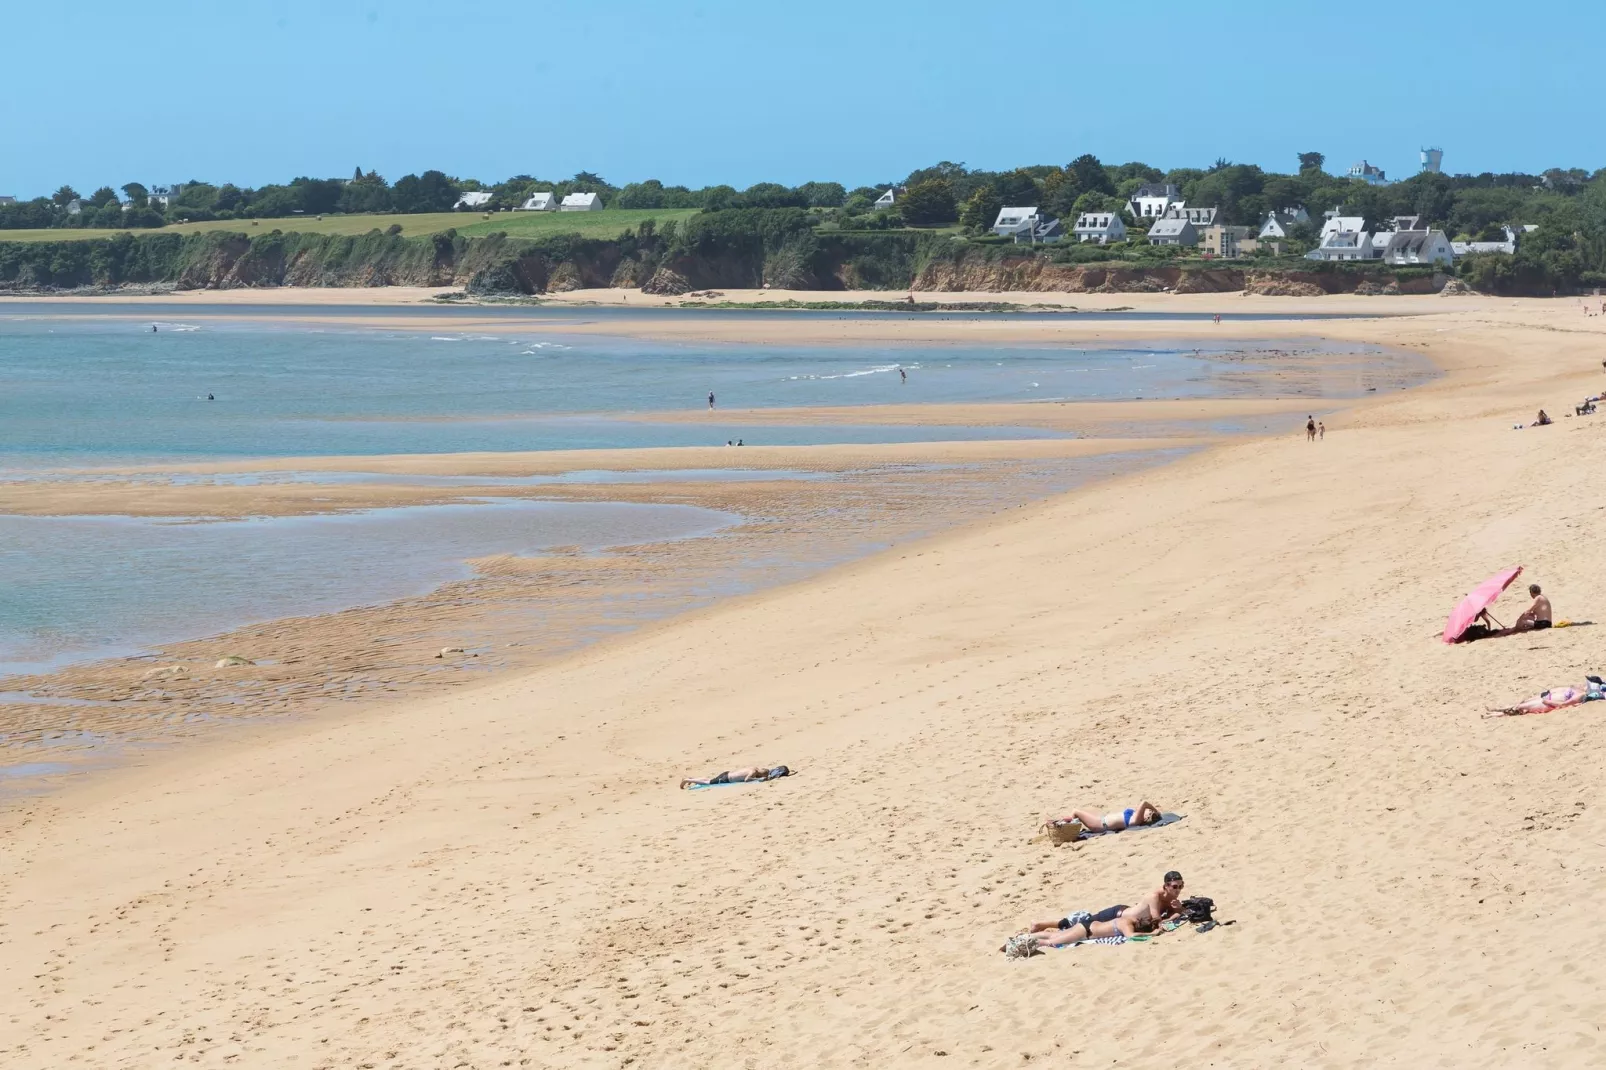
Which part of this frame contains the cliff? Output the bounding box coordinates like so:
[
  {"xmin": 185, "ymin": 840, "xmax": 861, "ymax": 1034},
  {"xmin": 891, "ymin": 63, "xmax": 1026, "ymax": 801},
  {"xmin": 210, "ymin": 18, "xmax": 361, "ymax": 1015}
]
[{"xmin": 0, "ymin": 220, "xmax": 1450, "ymax": 297}]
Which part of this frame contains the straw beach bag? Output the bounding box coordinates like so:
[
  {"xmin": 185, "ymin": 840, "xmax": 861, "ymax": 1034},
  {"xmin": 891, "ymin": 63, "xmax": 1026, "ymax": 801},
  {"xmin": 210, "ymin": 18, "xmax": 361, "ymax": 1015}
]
[{"xmin": 1042, "ymin": 818, "xmax": 1086, "ymax": 845}]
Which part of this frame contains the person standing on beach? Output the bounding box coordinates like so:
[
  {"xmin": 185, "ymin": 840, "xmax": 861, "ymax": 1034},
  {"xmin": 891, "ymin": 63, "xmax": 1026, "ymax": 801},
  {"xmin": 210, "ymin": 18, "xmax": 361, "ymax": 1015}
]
[
  {"xmin": 1318, "ymin": 421, "xmax": 1325, "ymax": 440},
  {"xmin": 708, "ymin": 392, "xmax": 716, "ymax": 410},
  {"xmin": 1306, "ymin": 416, "xmax": 1317, "ymax": 441}
]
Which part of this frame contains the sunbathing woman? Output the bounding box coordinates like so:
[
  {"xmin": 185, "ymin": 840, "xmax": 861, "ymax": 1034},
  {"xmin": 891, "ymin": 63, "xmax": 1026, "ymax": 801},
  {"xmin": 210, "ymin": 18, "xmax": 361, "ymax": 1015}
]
[
  {"xmin": 1048, "ymin": 801, "xmax": 1162, "ymax": 835},
  {"xmin": 680, "ymin": 765, "xmax": 792, "ymax": 789}
]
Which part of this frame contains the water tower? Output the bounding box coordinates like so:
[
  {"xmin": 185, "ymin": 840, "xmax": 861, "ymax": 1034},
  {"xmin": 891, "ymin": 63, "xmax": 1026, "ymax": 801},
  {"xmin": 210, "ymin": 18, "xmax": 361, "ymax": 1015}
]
[{"xmin": 1421, "ymin": 147, "xmax": 1443, "ymax": 174}]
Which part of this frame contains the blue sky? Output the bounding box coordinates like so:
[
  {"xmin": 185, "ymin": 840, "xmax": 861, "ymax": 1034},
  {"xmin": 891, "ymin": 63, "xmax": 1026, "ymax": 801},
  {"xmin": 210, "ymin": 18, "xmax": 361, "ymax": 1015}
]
[{"xmin": 3, "ymin": 0, "xmax": 1603, "ymax": 199}]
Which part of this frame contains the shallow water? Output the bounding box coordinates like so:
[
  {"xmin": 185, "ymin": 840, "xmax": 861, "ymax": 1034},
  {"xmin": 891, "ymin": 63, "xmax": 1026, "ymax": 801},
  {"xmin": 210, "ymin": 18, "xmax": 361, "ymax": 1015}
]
[
  {"xmin": 0, "ymin": 498, "xmax": 735, "ymax": 677},
  {"xmin": 0, "ymin": 318, "xmax": 1421, "ymax": 469}
]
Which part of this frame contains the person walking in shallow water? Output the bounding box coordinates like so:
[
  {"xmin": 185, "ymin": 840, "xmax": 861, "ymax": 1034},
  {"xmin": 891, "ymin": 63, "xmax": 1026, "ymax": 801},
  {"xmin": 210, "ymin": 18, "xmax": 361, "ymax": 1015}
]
[{"xmin": 708, "ymin": 392, "xmax": 716, "ymax": 410}]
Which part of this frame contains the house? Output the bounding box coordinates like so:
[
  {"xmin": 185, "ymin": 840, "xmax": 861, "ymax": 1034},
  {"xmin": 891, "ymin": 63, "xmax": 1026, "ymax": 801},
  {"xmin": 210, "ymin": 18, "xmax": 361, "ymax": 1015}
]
[
  {"xmin": 454, "ymin": 190, "xmax": 494, "ymax": 210},
  {"xmin": 874, "ymin": 188, "xmax": 900, "ymax": 210},
  {"xmin": 515, "ymin": 192, "xmax": 558, "ymax": 211},
  {"xmin": 1146, "ymin": 217, "xmax": 1197, "ymax": 247},
  {"xmin": 1389, "ymin": 215, "xmax": 1422, "ymax": 232},
  {"xmin": 1306, "ymin": 229, "xmax": 1375, "ymax": 261},
  {"xmin": 1164, "ymin": 204, "xmax": 1218, "ymax": 227},
  {"xmin": 1320, "ymin": 214, "xmax": 1366, "ymax": 239},
  {"xmin": 65, "ymin": 199, "xmax": 82, "ymax": 215},
  {"xmin": 1346, "ymin": 160, "xmax": 1388, "ymax": 185},
  {"xmin": 991, "ymin": 206, "xmax": 1061, "ymax": 243},
  {"xmin": 1259, "ymin": 207, "xmax": 1310, "ymax": 238},
  {"xmin": 147, "ymin": 185, "xmax": 185, "ymax": 208},
  {"xmin": 1128, "ymin": 183, "xmax": 1182, "ymax": 220},
  {"xmin": 1073, "ymin": 211, "xmax": 1127, "ymax": 244},
  {"xmin": 0, "ymin": 196, "xmax": 15, "ymax": 206},
  {"xmin": 1199, "ymin": 225, "xmax": 1253, "ymax": 259},
  {"xmin": 560, "ymin": 192, "xmax": 602, "ymax": 211},
  {"xmin": 1452, "ymin": 225, "xmax": 1520, "ymax": 257},
  {"xmin": 1380, "ymin": 229, "xmax": 1455, "ymax": 266}
]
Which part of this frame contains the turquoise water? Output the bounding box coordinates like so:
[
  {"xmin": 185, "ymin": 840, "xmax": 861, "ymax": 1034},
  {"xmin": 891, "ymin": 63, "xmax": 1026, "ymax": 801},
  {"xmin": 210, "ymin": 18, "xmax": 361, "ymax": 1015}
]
[
  {"xmin": 0, "ymin": 318, "xmax": 1418, "ymax": 469},
  {"xmin": 0, "ymin": 499, "xmax": 735, "ymax": 677}
]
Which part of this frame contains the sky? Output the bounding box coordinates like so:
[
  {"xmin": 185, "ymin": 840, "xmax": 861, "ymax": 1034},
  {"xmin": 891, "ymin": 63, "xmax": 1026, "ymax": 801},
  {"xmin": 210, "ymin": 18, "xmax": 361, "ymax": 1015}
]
[{"xmin": 3, "ymin": 0, "xmax": 1604, "ymax": 200}]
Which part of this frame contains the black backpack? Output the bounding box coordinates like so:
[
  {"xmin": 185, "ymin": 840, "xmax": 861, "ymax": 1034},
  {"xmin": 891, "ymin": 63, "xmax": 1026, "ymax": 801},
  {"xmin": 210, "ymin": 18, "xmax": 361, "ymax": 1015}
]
[{"xmin": 1180, "ymin": 896, "xmax": 1216, "ymax": 923}]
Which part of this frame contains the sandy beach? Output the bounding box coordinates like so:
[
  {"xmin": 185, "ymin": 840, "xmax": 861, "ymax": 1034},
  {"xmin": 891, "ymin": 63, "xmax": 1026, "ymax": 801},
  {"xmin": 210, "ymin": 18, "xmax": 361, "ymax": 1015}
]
[{"xmin": 5, "ymin": 296, "xmax": 1606, "ymax": 1068}]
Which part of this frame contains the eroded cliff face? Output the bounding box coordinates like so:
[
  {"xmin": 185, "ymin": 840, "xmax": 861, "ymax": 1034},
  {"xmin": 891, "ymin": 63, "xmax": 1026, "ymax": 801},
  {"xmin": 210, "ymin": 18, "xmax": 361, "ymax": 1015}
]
[
  {"xmin": 911, "ymin": 252, "xmax": 1447, "ymax": 296},
  {"xmin": 0, "ymin": 229, "xmax": 1450, "ymax": 297}
]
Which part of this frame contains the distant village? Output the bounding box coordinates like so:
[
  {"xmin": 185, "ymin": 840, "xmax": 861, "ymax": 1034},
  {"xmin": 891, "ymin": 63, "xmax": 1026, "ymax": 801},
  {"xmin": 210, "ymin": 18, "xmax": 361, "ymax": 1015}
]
[{"xmin": 866, "ymin": 148, "xmax": 1528, "ymax": 268}]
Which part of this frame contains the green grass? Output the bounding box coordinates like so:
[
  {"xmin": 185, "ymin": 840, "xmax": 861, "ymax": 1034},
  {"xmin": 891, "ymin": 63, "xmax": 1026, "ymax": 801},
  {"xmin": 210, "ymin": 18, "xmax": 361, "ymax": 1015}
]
[{"xmin": 0, "ymin": 208, "xmax": 700, "ymax": 243}]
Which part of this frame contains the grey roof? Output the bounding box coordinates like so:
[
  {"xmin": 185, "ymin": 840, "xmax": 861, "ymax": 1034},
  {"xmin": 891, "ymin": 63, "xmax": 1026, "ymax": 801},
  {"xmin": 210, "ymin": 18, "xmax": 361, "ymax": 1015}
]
[
  {"xmin": 1132, "ymin": 183, "xmax": 1180, "ymax": 199},
  {"xmin": 1147, "ymin": 218, "xmax": 1192, "ymax": 237}
]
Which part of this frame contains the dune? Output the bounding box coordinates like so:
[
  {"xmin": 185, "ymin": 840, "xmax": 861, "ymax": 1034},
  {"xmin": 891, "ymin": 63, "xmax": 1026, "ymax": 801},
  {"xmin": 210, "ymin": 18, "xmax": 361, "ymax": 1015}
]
[{"xmin": 4, "ymin": 300, "xmax": 1606, "ymax": 1068}]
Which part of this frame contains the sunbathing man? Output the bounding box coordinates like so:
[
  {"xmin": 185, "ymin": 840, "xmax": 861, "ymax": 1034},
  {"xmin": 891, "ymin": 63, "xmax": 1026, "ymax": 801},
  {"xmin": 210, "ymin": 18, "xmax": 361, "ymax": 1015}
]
[
  {"xmin": 1121, "ymin": 870, "xmax": 1189, "ymax": 933},
  {"xmin": 1052, "ymin": 800, "xmax": 1162, "ymax": 834},
  {"xmin": 1514, "ymin": 584, "xmax": 1552, "ymax": 631},
  {"xmin": 679, "ymin": 764, "xmax": 791, "ymax": 789}
]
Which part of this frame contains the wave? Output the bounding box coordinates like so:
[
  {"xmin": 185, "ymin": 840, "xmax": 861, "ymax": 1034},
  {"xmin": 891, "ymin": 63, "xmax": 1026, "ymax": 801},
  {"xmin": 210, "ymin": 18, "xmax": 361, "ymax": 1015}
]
[{"xmin": 783, "ymin": 362, "xmax": 916, "ymax": 382}]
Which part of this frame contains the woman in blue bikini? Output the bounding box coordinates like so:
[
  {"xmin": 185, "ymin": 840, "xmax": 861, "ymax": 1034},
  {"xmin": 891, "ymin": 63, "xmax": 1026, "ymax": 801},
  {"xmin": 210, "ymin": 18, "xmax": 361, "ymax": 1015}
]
[{"xmin": 1059, "ymin": 800, "xmax": 1161, "ymax": 833}]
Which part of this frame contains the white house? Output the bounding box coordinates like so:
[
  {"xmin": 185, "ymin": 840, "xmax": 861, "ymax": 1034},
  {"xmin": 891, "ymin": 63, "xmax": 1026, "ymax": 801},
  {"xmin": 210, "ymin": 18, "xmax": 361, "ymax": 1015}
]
[
  {"xmin": 874, "ymin": 188, "xmax": 900, "ymax": 210},
  {"xmin": 559, "ymin": 192, "xmax": 602, "ymax": 212},
  {"xmin": 516, "ymin": 191, "xmax": 558, "ymax": 211},
  {"xmin": 454, "ymin": 190, "xmax": 494, "ymax": 210},
  {"xmin": 1259, "ymin": 207, "xmax": 1310, "ymax": 238},
  {"xmin": 1164, "ymin": 204, "xmax": 1218, "ymax": 227},
  {"xmin": 1306, "ymin": 230, "xmax": 1375, "ymax": 261},
  {"xmin": 1073, "ymin": 211, "xmax": 1126, "ymax": 244},
  {"xmin": 1321, "ymin": 214, "xmax": 1366, "ymax": 239},
  {"xmin": 65, "ymin": 198, "xmax": 82, "ymax": 215},
  {"xmin": 1452, "ymin": 225, "xmax": 1520, "ymax": 257},
  {"xmin": 992, "ymin": 206, "xmax": 1061, "ymax": 242},
  {"xmin": 1346, "ymin": 160, "xmax": 1388, "ymax": 185},
  {"xmin": 1128, "ymin": 183, "xmax": 1182, "ymax": 221},
  {"xmin": 148, "ymin": 184, "xmax": 185, "ymax": 208},
  {"xmin": 0, "ymin": 195, "xmax": 16, "ymax": 206},
  {"xmin": 1200, "ymin": 224, "xmax": 1253, "ymax": 259},
  {"xmin": 1146, "ymin": 217, "xmax": 1197, "ymax": 247},
  {"xmin": 1389, "ymin": 215, "xmax": 1422, "ymax": 233},
  {"xmin": 1380, "ymin": 230, "xmax": 1455, "ymax": 266}
]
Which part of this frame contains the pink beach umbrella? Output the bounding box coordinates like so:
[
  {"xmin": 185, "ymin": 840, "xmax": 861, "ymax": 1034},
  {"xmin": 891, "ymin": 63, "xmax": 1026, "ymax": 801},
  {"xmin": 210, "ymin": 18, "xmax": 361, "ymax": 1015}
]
[{"xmin": 1443, "ymin": 565, "xmax": 1523, "ymax": 643}]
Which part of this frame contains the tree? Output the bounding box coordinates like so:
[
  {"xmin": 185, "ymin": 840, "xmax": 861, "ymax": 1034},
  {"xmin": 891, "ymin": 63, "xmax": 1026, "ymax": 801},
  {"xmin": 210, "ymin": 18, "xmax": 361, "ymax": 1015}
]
[
  {"xmin": 1063, "ymin": 154, "xmax": 1113, "ymax": 199},
  {"xmin": 91, "ymin": 201, "xmax": 126, "ymax": 227},
  {"xmin": 796, "ymin": 181, "xmax": 846, "ymax": 208},
  {"xmin": 121, "ymin": 182, "xmax": 149, "ymax": 206},
  {"xmin": 89, "ymin": 186, "xmax": 119, "ymax": 209},
  {"xmin": 739, "ymin": 182, "xmax": 806, "ymax": 209},
  {"xmin": 993, "ymin": 170, "xmax": 1041, "ymax": 208},
  {"xmin": 291, "ymin": 177, "xmax": 343, "ymax": 215},
  {"xmin": 52, "ymin": 185, "xmax": 81, "ymax": 207},
  {"xmin": 392, "ymin": 170, "xmax": 459, "ymax": 213},
  {"xmin": 900, "ymin": 178, "xmax": 958, "ymax": 225},
  {"xmin": 1298, "ymin": 152, "xmax": 1326, "ymax": 175},
  {"xmin": 615, "ymin": 179, "xmax": 667, "ymax": 209},
  {"xmin": 958, "ymin": 185, "xmax": 1002, "ymax": 232}
]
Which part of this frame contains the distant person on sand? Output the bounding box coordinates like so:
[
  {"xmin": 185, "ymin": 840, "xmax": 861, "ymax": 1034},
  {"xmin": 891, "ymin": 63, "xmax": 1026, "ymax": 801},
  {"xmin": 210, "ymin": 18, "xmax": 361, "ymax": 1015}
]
[
  {"xmin": 680, "ymin": 765, "xmax": 792, "ymax": 789},
  {"xmin": 1533, "ymin": 409, "xmax": 1552, "ymax": 426},
  {"xmin": 1013, "ymin": 904, "xmax": 1139, "ymax": 949},
  {"xmin": 1049, "ymin": 801, "xmax": 1162, "ymax": 834},
  {"xmin": 1306, "ymin": 416, "xmax": 1317, "ymax": 441},
  {"xmin": 1319, "ymin": 421, "xmax": 1325, "ymax": 440},
  {"xmin": 708, "ymin": 392, "xmax": 716, "ymax": 410}
]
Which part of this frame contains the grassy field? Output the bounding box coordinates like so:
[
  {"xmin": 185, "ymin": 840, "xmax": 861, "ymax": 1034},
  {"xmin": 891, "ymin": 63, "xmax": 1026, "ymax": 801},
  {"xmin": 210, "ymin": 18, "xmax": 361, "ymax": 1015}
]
[{"xmin": 0, "ymin": 208, "xmax": 701, "ymax": 243}]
